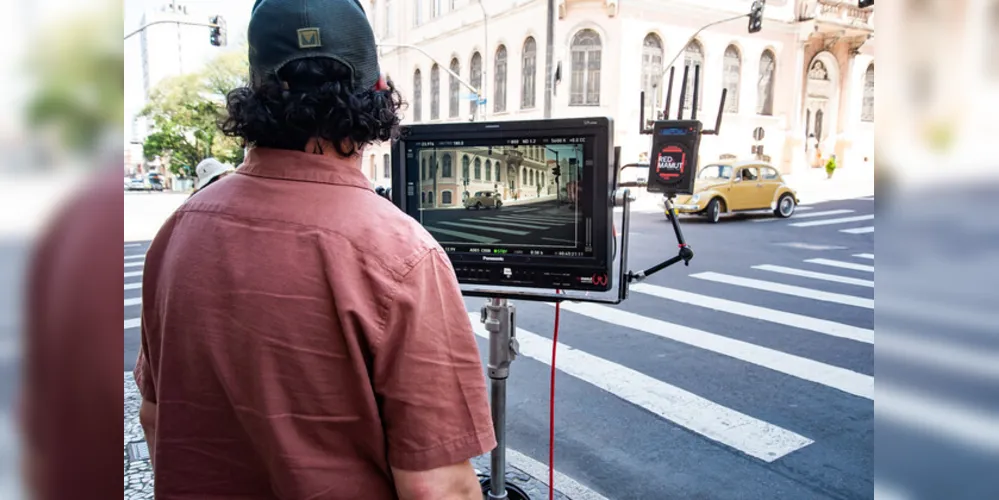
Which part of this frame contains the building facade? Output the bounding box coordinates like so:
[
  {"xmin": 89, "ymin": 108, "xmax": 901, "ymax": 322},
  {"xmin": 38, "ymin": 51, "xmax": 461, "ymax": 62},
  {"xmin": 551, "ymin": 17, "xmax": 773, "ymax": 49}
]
[{"xmin": 362, "ymin": 0, "xmax": 874, "ymax": 187}]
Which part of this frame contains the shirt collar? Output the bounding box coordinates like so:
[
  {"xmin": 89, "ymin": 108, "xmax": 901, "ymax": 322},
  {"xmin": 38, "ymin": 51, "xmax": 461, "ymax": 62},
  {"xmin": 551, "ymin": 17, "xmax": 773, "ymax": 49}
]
[{"xmin": 237, "ymin": 147, "xmax": 373, "ymax": 190}]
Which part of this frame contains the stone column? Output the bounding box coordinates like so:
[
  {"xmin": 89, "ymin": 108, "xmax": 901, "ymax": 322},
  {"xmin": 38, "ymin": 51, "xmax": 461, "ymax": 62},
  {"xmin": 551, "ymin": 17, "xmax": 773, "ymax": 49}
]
[
  {"xmin": 835, "ymin": 43, "xmax": 860, "ymax": 168},
  {"xmin": 784, "ymin": 38, "xmax": 808, "ymax": 175}
]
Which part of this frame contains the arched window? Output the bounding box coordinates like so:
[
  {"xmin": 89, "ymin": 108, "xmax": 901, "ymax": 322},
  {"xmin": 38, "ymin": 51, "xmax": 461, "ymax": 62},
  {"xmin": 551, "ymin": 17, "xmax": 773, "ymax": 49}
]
[
  {"xmin": 723, "ymin": 45, "xmax": 741, "ymax": 113},
  {"xmin": 757, "ymin": 50, "xmax": 776, "ymax": 116},
  {"xmin": 570, "ymin": 29, "xmax": 602, "ymax": 106},
  {"xmin": 413, "ymin": 69, "xmax": 423, "ymax": 122},
  {"xmin": 430, "ymin": 64, "xmax": 440, "ymax": 120},
  {"xmin": 495, "ymin": 163, "xmax": 501, "ymax": 182},
  {"xmin": 474, "ymin": 157, "xmax": 482, "ymax": 180},
  {"xmin": 641, "ymin": 34, "xmax": 664, "ymax": 122},
  {"xmin": 530, "ymin": 169, "xmax": 535, "ymax": 184},
  {"xmin": 441, "ymin": 154, "xmax": 453, "ymax": 177},
  {"xmin": 470, "ymin": 52, "xmax": 483, "ymax": 117},
  {"xmin": 521, "ymin": 167, "xmax": 526, "ymax": 184},
  {"xmin": 521, "ymin": 37, "xmax": 537, "ymax": 109},
  {"xmin": 485, "ymin": 160, "xmax": 492, "ymax": 181},
  {"xmin": 462, "ymin": 155, "xmax": 470, "ymax": 180},
  {"xmin": 494, "ymin": 45, "xmax": 507, "ymax": 112},
  {"xmin": 383, "ymin": 153, "xmax": 390, "ymax": 178},
  {"xmin": 861, "ymin": 63, "xmax": 874, "ymax": 122},
  {"xmin": 421, "ymin": 157, "xmax": 427, "ymax": 180},
  {"xmin": 449, "ymin": 58, "xmax": 461, "ymax": 118},
  {"xmin": 682, "ymin": 41, "xmax": 704, "ymax": 113},
  {"xmin": 442, "ymin": 191, "xmax": 453, "ymax": 205}
]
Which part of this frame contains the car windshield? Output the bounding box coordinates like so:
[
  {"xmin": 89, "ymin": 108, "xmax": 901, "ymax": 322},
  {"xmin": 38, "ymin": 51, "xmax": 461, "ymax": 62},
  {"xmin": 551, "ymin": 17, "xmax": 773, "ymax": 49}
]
[{"xmin": 698, "ymin": 164, "xmax": 733, "ymax": 180}]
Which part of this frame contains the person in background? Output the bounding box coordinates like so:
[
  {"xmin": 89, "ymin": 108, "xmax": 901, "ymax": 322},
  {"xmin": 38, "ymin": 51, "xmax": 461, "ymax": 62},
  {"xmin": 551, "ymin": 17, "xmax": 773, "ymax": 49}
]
[
  {"xmin": 191, "ymin": 158, "xmax": 234, "ymax": 197},
  {"xmin": 133, "ymin": 1, "xmax": 494, "ymax": 499}
]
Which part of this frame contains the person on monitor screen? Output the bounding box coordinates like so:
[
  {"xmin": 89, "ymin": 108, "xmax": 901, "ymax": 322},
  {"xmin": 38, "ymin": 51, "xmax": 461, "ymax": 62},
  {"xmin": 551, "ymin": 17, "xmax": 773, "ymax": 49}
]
[{"xmin": 131, "ymin": 1, "xmax": 495, "ymax": 498}]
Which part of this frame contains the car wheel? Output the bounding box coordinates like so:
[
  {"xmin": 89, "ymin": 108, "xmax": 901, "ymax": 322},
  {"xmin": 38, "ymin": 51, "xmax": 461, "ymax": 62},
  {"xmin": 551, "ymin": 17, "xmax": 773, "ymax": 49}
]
[
  {"xmin": 476, "ymin": 202, "xmax": 483, "ymax": 210},
  {"xmin": 774, "ymin": 193, "xmax": 795, "ymax": 218},
  {"xmin": 706, "ymin": 198, "xmax": 722, "ymax": 223}
]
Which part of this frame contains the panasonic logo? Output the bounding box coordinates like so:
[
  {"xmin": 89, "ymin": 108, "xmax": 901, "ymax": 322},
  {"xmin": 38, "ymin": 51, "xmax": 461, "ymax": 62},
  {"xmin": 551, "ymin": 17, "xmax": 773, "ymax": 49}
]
[{"xmin": 482, "ymin": 256, "xmax": 505, "ymax": 262}]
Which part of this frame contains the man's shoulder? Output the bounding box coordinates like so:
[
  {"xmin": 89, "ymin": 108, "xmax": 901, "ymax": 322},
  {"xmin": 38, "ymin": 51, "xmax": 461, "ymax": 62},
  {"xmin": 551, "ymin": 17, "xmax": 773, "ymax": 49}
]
[{"xmin": 343, "ymin": 197, "xmax": 445, "ymax": 277}]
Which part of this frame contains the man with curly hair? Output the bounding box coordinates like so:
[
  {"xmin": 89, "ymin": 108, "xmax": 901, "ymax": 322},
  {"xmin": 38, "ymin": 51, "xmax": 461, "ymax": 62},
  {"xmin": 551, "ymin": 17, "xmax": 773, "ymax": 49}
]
[{"xmin": 133, "ymin": 1, "xmax": 495, "ymax": 498}]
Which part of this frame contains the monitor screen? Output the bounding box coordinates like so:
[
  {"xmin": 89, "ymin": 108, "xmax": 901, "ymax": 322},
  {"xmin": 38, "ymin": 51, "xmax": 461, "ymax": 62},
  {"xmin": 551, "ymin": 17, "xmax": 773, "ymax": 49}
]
[{"xmin": 401, "ymin": 136, "xmax": 595, "ymax": 259}]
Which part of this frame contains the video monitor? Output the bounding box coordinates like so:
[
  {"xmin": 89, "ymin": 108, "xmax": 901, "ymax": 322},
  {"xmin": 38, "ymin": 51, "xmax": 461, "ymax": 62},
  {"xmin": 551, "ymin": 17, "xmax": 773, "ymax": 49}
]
[{"xmin": 391, "ymin": 118, "xmax": 614, "ymax": 293}]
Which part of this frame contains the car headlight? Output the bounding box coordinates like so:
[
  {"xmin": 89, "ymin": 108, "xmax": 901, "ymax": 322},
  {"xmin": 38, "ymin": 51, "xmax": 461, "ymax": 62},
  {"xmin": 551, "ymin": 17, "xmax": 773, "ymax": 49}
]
[{"xmin": 690, "ymin": 194, "xmax": 701, "ymax": 204}]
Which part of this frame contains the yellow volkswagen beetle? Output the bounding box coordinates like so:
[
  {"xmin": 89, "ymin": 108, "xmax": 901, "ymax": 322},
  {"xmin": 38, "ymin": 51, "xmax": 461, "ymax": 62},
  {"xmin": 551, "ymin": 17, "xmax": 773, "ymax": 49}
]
[{"xmin": 666, "ymin": 160, "xmax": 799, "ymax": 223}]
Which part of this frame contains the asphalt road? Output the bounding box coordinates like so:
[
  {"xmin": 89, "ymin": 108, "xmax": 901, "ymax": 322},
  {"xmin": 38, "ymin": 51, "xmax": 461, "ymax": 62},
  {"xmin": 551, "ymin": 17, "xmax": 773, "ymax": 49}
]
[
  {"xmin": 122, "ymin": 195, "xmax": 877, "ymax": 499},
  {"xmin": 421, "ymin": 198, "xmax": 582, "ymax": 247}
]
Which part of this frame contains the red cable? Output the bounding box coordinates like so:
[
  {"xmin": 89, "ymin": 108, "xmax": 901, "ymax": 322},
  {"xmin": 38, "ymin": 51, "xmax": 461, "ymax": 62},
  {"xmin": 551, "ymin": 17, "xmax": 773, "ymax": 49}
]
[{"xmin": 549, "ymin": 290, "xmax": 562, "ymax": 500}]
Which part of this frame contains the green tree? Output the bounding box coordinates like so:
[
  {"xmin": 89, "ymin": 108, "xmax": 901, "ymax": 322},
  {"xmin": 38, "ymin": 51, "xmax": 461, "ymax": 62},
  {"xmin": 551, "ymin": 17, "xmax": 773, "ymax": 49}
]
[{"xmin": 141, "ymin": 50, "xmax": 248, "ymax": 177}]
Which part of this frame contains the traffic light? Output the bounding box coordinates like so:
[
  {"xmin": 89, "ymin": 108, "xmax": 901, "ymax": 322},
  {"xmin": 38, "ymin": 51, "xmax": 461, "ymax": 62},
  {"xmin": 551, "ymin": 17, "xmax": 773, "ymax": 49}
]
[
  {"xmin": 209, "ymin": 15, "xmax": 227, "ymax": 47},
  {"xmin": 551, "ymin": 165, "xmax": 561, "ymax": 178},
  {"xmin": 859, "ymin": 0, "xmax": 873, "ymax": 7},
  {"xmin": 748, "ymin": 0, "xmax": 765, "ymax": 34}
]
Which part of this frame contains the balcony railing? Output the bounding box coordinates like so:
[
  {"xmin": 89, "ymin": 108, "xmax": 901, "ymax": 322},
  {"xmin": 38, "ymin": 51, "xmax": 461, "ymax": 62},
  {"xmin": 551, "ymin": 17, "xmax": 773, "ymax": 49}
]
[{"xmin": 798, "ymin": 0, "xmax": 873, "ymax": 29}]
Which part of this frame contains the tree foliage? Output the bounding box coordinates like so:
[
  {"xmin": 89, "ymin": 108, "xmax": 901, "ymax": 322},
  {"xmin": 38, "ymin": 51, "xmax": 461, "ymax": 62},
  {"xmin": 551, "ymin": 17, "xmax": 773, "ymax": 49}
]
[{"xmin": 141, "ymin": 49, "xmax": 248, "ymax": 177}]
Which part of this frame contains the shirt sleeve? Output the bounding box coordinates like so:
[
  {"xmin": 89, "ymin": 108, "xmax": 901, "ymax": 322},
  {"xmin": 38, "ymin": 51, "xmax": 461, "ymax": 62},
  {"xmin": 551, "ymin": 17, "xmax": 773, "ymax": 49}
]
[
  {"xmin": 373, "ymin": 248, "xmax": 496, "ymax": 471},
  {"xmin": 133, "ymin": 310, "xmax": 157, "ymax": 404}
]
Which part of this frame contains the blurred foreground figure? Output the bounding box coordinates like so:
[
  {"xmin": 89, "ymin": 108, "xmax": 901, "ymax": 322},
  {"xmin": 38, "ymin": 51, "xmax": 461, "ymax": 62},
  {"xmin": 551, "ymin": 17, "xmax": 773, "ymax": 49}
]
[
  {"xmin": 21, "ymin": 166, "xmax": 120, "ymax": 499},
  {"xmin": 133, "ymin": 1, "xmax": 494, "ymax": 498}
]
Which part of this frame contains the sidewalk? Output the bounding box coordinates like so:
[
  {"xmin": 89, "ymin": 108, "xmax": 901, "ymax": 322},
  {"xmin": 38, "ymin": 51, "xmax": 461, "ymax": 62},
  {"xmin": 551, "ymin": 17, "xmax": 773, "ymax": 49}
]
[
  {"xmin": 123, "ymin": 373, "xmax": 577, "ymax": 499},
  {"xmin": 782, "ymin": 165, "xmax": 875, "ymax": 205}
]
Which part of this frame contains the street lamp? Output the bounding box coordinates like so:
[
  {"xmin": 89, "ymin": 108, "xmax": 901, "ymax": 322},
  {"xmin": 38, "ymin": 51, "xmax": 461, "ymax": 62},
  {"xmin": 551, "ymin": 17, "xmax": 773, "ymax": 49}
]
[{"xmin": 377, "ymin": 41, "xmax": 483, "ymax": 117}]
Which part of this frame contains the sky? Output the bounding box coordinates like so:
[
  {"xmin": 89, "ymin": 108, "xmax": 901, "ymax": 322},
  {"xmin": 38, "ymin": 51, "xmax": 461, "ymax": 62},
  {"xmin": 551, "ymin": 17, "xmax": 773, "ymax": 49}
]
[{"xmin": 124, "ymin": 0, "xmax": 251, "ymax": 144}]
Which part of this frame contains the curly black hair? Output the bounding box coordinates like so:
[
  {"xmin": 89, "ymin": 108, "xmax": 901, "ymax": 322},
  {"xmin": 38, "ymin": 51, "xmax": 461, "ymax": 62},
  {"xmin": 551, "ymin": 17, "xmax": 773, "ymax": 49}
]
[{"xmin": 220, "ymin": 58, "xmax": 404, "ymax": 157}]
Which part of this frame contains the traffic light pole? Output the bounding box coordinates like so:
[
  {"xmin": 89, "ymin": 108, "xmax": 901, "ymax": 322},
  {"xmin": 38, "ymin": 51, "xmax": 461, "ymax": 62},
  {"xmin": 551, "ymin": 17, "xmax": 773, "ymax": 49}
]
[
  {"xmin": 660, "ymin": 12, "xmax": 749, "ymax": 79},
  {"xmin": 123, "ymin": 19, "xmax": 221, "ymax": 41}
]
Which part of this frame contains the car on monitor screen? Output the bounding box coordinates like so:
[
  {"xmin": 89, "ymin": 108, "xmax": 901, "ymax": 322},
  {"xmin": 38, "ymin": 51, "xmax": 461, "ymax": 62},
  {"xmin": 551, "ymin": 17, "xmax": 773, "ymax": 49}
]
[
  {"xmin": 665, "ymin": 159, "xmax": 799, "ymax": 223},
  {"xmin": 464, "ymin": 191, "xmax": 503, "ymax": 209}
]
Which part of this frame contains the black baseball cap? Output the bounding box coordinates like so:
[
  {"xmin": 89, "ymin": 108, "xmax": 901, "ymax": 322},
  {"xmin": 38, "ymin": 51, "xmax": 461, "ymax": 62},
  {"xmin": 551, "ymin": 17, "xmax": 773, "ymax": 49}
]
[{"xmin": 248, "ymin": 0, "xmax": 381, "ymax": 91}]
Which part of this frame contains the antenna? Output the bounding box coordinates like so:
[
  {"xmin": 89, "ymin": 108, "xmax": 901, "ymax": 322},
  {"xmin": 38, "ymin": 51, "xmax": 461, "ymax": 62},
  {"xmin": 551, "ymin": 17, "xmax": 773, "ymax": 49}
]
[
  {"xmin": 703, "ymin": 88, "xmax": 728, "ymax": 135},
  {"xmin": 691, "ymin": 64, "xmax": 701, "ymax": 121},
  {"xmin": 677, "ymin": 64, "xmax": 690, "ymax": 120},
  {"xmin": 663, "ymin": 66, "xmax": 675, "ymax": 120}
]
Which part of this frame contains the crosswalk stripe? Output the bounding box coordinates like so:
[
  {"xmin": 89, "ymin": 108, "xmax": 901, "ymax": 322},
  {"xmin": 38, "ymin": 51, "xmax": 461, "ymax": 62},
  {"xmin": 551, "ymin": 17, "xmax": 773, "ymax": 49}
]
[
  {"xmin": 877, "ymin": 382, "xmax": 999, "ymax": 454},
  {"xmin": 124, "ymin": 283, "xmax": 142, "ymax": 291},
  {"xmin": 468, "ymin": 314, "xmax": 815, "ymax": 462},
  {"xmin": 752, "ymin": 265, "xmax": 875, "ymax": 288},
  {"xmin": 790, "ymin": 209, "xmax": 855, "ymax": 219},
  {"xmin": 124, "ymin": 255, "xmax": 145, "ymax": 261},
  {"xmin": 554, "ymin": 303, "xmax": 873, "ymax": 399},
  {"xmin": 804, "ymin": 258, "xmax": 874, "ymax": 273},
  {"xmin": 494, "ymin": 215, "xmax": 574, "ymax": 224},
  {"xmin": 124, "ymin": 298, "xmax": 142, "ymax": 307},
  {"xmin": 790, "ymin": 214, "xmax": 874, "ymax": 227},
  {"xmin": 125, "ymin": 318, "xmax": 141, "ymax": 329},
  {"xmin": 879, "ymin": 329, "xmax": 999, "ymax": 381},
  {"xmin": 438, "ymin": 221, "xmax": 528, "ymax": 235},
  {"xmin": 124, "ymin": 271, "xmax": 143, "ymax": 278},
  {"xmin": 124, "ymin": 262, "xmax": 144, "ymax": 268},
  {"xmin": 853, "ymin": 253, "xmax": 874, "ymax": 260},
  {"xmin": 794, "ymin": 206, "xmax": 814, "ymax": 211},
  {"xmin": 691, "ymin": 272, "xmax": 874, "ymax": 309},
  {"xmin": 426, "ymin": 227, "xmax": 499, "ymax": 244},
  {"xmin": 840, "ymin": 226, "xmax": 874, "ymax": 234},
  {"xmin": 631, "ymin": 283, "xmax": 874, "ymax": 345},
  {"xmin": 465, "ymin": 219, "xmax": 550, "ymax": 229},
  {"xmin": 878, "ymin": 296, "xmax": 998, "ymax": 334}
]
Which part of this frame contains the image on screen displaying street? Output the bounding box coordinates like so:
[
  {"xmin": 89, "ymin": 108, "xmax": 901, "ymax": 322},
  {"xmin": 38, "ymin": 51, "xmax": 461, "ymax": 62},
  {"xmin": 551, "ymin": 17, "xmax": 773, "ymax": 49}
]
[{"xmin": 415, "ymin": 143, "xmax": 584, "ymax": 247}]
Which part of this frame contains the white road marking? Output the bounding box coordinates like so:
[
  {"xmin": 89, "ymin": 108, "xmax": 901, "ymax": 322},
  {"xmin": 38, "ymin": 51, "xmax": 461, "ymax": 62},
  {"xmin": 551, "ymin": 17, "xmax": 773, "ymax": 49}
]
[
  {"xmin": 790, "ymin": 214, "xmax": 874, "ymax": 227},
  {"xmin": 877, "ymin": 295, "xmax": 999, "ymax": 335},
  {"xmin": 552, "ymin": 304, "xmax": 873, "ymax": 399},
  {"xmin": 879, "ymin": 329, "xmax": 999, "ymax": 381},
  {"xmin": 494, "ymin": 215, "xmax": 575, "ymax": 225},
  {"xmin": 124, "ymin": 298, "xmax": 142, "ymax": 307},
  {"xmin": 877, "ymin": 382, "xmax": 999, "ymax": 454},
  {"xmin": 691, "ymin": 272, "xmax": 874, "ymax": 309},
  {"xmin": 805, "ymin": 258, "xmax": 875, "ymax": 273},
  {"xmin": 841, "ymin": 226, "xmax": 874, "ymax": 234},
  {"xmin": 631, "ymin": 283, "xmax": 874, "ymax": 345},
  {"xmin": 793, "ymin": 206, "xmax": 814, "ymax": 211},
  {"xmin": 124, "ymin": 243, "xmax": 141, "ymax": 248},
  {"xmin": 788, "ymin": 209, "xmax": 856, "ymax": 219},
  {"xmin": 426, "ymin": 227, "xmax": 499, "ymax": 244},
  {"xmin": 469, "ymin": 314, "xmax": 815, "ymax": 462},
  {"xmin": 125, "ymin": 318, "xmax": 141, "ymax": 329},
  {"xmin": 124, "ymin": 283, "xmax": 142, "ymax": 291},
  {"xmin": 504, "ymin": 449, "xmax": 610, "ymax": 500},
  {"xmin": 438, "ymin": 221, "xmax": 528, "ymax": 235},
  {"xmin": 124, "ymin": 262, "xmax": 144, "ymax": 268},
  {"xmin": 752, "ymin": 265, "xmax": 875, "ymax": 288},
  {"xmin": 466, "ymin": 218, "xmax": 550, "ymax": 229},
  {"xmin": 853, "ymin": 253, "xmax": 874, "ymax": 260},
  {"xmin": 124, "ymin": 255, "xmax": 145, "ymax": 261},
  {"xmin": 125, "ymin": 271, "xmax": 143, "ymax": 278}
]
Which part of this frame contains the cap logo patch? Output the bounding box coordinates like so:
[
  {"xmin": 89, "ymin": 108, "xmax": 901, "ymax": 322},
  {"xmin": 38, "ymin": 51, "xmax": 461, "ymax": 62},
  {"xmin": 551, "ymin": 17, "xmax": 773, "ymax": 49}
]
[{"xmin": 297, "ymin": 28, "xmax": 321, "ymax": 48}]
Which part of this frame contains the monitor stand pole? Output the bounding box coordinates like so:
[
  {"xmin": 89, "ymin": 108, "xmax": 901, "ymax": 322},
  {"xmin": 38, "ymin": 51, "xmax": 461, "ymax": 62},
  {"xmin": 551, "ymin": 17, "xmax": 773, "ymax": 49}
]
[{"xmin": 480, "ymin": 297, "xmax": 528, "ymax": 500}]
